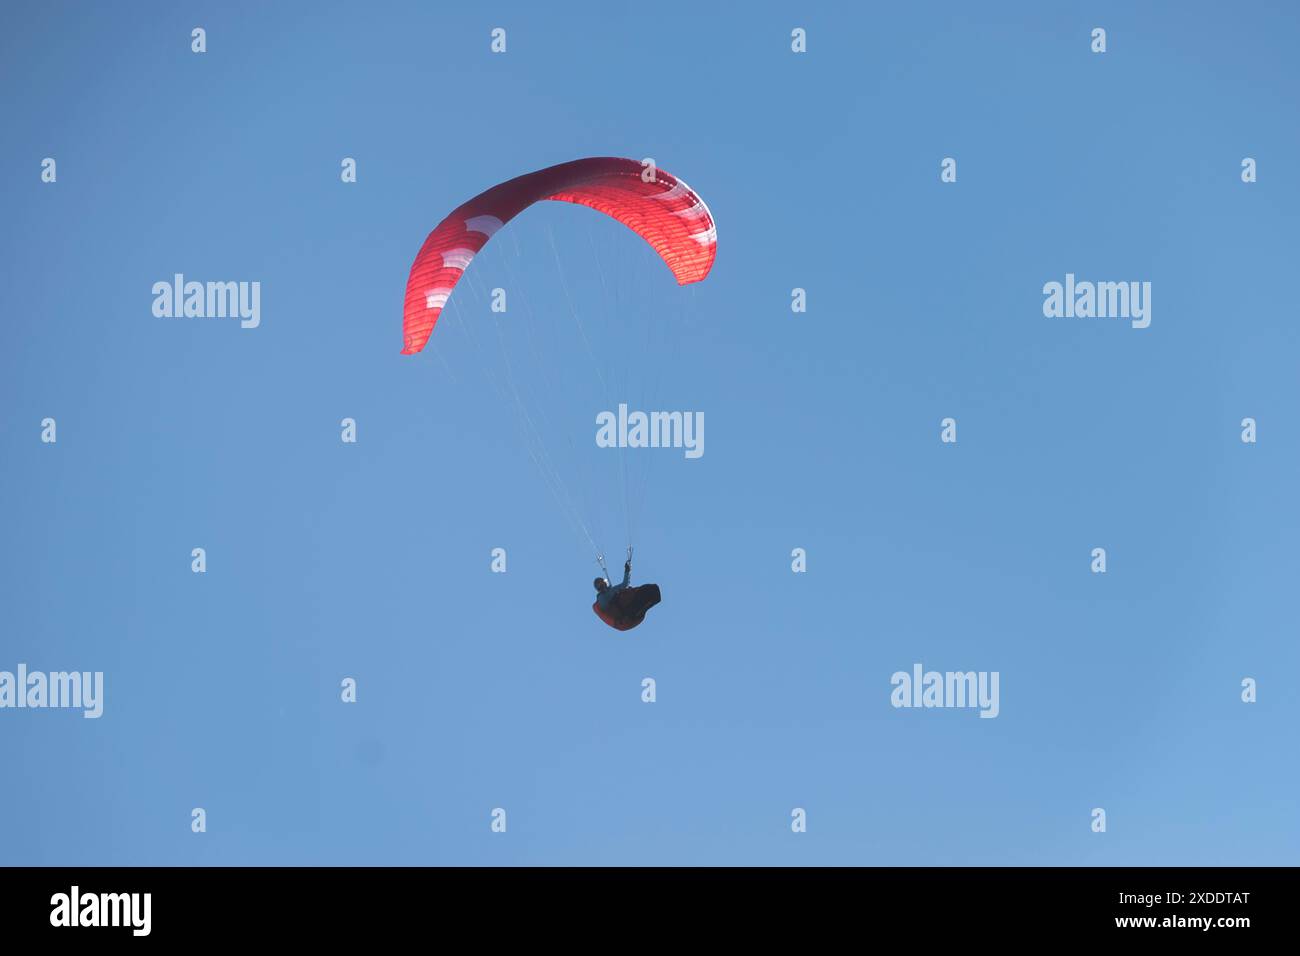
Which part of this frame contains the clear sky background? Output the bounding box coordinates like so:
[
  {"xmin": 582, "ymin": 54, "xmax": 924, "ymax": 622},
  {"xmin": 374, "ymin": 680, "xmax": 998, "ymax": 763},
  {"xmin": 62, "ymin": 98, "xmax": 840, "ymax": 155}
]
[{"xmin": 2, "ymin": 1, "xmax": 1297, "ymax": 865}]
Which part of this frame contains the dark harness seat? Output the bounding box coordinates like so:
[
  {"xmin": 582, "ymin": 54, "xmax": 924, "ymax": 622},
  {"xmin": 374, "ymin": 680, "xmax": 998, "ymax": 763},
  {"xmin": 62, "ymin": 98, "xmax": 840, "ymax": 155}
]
[{"xmin": 593, "ymin": 584, "xmax": 662, "ymax": 631}]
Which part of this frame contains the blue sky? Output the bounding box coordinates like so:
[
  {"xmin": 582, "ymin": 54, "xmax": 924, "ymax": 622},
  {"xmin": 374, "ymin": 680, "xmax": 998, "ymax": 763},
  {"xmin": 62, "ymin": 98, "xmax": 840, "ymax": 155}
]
[{"xmin": 2, "ymin": 1, "xmax": 1297, "ymax": 865}]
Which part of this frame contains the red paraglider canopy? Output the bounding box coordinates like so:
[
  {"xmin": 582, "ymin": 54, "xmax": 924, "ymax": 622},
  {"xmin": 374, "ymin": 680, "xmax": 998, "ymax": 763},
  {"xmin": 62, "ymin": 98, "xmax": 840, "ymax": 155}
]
[{"xmin": 400, "ymin": 157, "xmax": 717, "ymax": 355}]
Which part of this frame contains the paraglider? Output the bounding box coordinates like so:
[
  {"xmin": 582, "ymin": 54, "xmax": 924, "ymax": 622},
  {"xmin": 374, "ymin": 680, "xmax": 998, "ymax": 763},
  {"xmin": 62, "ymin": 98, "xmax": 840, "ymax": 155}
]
[
  {"xmin": 592, "ymin": 548, "xmax": 661, "ymax": 632},
  {"xmin": 400, "ymin": 157, "xmax": 715, "ymax": 631},
  {"xmin": 401, "ymin": 157, "xmax": 715, "ymax": 355}
]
